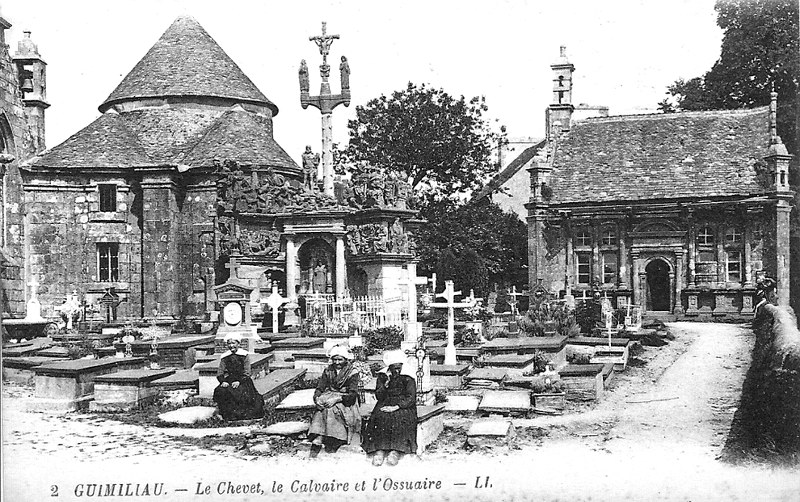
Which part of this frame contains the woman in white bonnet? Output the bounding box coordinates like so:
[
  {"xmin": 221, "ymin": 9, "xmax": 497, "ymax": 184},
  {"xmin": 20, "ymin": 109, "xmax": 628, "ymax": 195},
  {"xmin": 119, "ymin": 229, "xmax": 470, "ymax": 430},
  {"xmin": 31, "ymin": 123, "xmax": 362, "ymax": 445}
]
[
  {"xmin": 212, "ymin": 333, "xmax": 264, "ymax": 421},
  {"xmin": 362, "ymin": 349, "xmax": 417, "ymax": 466},
  {"xmin": 308, "ymin": 344, "xmax": 362, "ymax": 457}
]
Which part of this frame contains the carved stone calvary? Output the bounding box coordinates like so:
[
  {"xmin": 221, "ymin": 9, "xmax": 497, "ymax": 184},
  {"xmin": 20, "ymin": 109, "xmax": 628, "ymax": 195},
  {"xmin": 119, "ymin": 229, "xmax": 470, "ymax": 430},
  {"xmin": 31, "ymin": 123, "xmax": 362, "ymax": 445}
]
[{"xmin": 299, "ymin": 21, "xmax": 351, "ymax": 197}]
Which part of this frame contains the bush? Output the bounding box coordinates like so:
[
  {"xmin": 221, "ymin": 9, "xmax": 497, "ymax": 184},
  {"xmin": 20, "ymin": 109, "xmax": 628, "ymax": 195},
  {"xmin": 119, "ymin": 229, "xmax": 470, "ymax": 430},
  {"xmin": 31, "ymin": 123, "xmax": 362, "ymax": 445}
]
[
  {"xmin": 455, "ymin": 326, "xmax": 481, "ymax": 346},
  {"xmin": 484, "ymin": 325, "xmax": 508, "ymax": 341},
  {"xmin": 519, "ymin": 301, "xmax": 580, "ymax": 338},
  {"xmin": 363, "ymin": 326, "xmax": 404, "ymax": 356}
]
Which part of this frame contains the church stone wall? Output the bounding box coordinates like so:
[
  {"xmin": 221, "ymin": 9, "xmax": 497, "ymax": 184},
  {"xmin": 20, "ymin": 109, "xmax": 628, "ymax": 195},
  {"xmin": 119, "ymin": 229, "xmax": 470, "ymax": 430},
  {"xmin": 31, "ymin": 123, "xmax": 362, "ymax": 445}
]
[
  {"xmin": 1, "ymin": 29, "xmax": 41, "ymax": 316},
  {"xmin": 177, "ymin": 185, "xmax": 217, "ymax": 318}
]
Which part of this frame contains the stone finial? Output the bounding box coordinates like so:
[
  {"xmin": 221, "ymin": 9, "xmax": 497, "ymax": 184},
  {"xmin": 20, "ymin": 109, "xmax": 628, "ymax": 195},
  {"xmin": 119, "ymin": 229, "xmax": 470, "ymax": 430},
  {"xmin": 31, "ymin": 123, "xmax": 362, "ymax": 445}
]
[
  {"xmin": 560, "ymin": 45, "xmax": 567, "ymax": 58},
  {"xmin": 15, "ymin": 30, "xmax": 40, "ymax": 57},
  {"xmin": 768, "ymin": 87, "xmax": 789, "ymax": 156}
]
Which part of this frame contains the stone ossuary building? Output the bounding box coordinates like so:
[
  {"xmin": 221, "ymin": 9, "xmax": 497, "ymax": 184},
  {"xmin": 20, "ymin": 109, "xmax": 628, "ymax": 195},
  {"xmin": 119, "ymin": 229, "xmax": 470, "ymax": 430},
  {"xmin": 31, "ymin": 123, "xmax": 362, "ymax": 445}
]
[
  {"xmin": 526, "ymin": 48, "xmax": 794, "ymax": 319},
  {"xmin": 11, "ymin": 16, "xmax": 418, "ymax": 322}
]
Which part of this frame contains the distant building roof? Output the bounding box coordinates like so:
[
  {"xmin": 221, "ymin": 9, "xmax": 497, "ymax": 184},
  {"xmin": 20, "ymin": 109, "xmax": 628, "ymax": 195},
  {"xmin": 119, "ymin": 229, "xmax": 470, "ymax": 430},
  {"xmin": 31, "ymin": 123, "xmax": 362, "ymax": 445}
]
[
  {"xmin": 474, "ymin": 140, "xmax": 546, "ymax": 201},
  {"xmin": 549, "ymin": 106, "xmax": 772, "ymax": 205},
  {"xmin": 99, "ymin": 16, "xmax": 277, "ymax": 115}
]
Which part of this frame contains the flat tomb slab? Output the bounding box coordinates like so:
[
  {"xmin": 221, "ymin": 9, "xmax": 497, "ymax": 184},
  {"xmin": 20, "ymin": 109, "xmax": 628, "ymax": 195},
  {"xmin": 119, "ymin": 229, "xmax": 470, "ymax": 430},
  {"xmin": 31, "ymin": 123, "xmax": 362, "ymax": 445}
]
[
  {"xmin": 258, "ymin": 332, "xmax": 296, "ymax": 343},
  {"xmin": 415, "ymin": 404, "xmax": 445, "ymax": 454},
  {"xmin": 467, "ymin": 419, "xmax": 515, "ymax": 447},
  {"xmin": 196, "ymin": 354, "xmax": 272, "ymax": 398},
  {"xmin": 3, "ymin": 356, "xmax": 70, "ymax": 370},
  {"xmin": 3, "ymin": 344, "xmax": 50, "ymax": 357},
  {"xmin": 430, "ymin": 364, "xmax": 470, "ymax": 376},
  {"xmin": 465, "ymin": 367, "xmax": 508, "ymax": 382},
  {"xmin": 482, "ymin": 336, "xmax": 567, "ymax": 353},
  {"xmin": 445, "ymin": 395, "xmax": 481, "ymax": 412},
  {"xmin": 151, "ymin": 370, "xmax": 199, "ymax": 390},
  {"xmin": 271, "ymin": 337, "xmax": 326, "ymax": 349},
  {"xmin": 115, "ymin": 335, "xmax": 217, "ymax": 368},
  {"xmin": 478, "ymin": 390, "xmax": 531, "ymax": 413},
  {"xmin": 94, "ymin": 368, "xmax": 176, "ymax": 384},
  {"xmin": 568, "ymin": 337, "xmax": 631, "ymax": 347},
  {"xmin": 36, "ymin": 346, "xmax": 70, "ymax": 358},
  {"xmin": 253, "ymin": 369, "xmax": 307, "ymax": 400},
  {"xmin": 33, "ymin": 357, "xmax": 147, "ymax": 377},
  {"xmin": 483, "ymin": 354, "xmax": 537, "ymax": 368},
  {"xmin": 291, "ymin": 348, "xmax": 330, "ymax": 361},
  {"xmin": 259, "ymin": 421, "xmax": 309, "ymax": 436},
  {"xmin": 275, "ymin": 388, "xmax": 316, "ymax": 411},
  {"xmin": 426, "ymin": 346, "xmax": 482, "ymax": 362},
  {"xmin": 558, "ymin": 364, "xmax": 605, "ymax": 377}
]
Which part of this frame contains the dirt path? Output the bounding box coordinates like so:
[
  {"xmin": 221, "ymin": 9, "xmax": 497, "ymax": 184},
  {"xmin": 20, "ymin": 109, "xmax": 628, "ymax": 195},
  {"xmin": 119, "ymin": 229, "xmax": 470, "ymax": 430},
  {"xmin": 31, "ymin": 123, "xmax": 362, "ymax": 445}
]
[{"xmin": 4, "ymin": 323, "xmax": 799, "ymax": 502}]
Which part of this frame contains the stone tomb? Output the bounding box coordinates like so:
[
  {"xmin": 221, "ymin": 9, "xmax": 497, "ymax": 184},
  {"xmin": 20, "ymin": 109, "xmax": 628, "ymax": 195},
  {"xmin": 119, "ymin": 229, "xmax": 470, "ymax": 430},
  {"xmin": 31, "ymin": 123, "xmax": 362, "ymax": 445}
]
[
  {"xmin": 481, "ymin": 336, "xmax": 568, "ymax": 368},
  {"xmin": 2, "ymin": 356, "xmax": 68, "ymax": 383},
  {"xmin": 30, "ymin": 357, "xmax": 146, "ymax": 412},
  {"xmin": 482, "ymin": 354, "xmax": 538, "ymax": 377},
  {"xmin": 568, "ymin": 336, "xmax": 631, "ymax": 371},
  {"xmin": 477, "ymin": 390, "xmax": 531, "ymax": 415},
  {"xmin": 465, "ymin": 367, "xmax": 509, "ymax": 388},
  {"xmin": 271, "ymin": 337, "xmax": 325, "ymax": 363},
  {"xmin": 253, "ymin": 368, "xmax": 307, "ymax": 409},
  {"xmin": 466, "ymin": 419, "xmax": 515, "ymax": 447},
  {"xmin": 90, "ymin": 368, "xmax": 176, "ymax": 412},
  {"xmin": 444, "ymin": 395, "xmax": 481, "ymax": 413},
  {"xmin": 35, "ymin": 346, "xmax": 71, "ymax": 358},
  {"xmin": 290, "ymin": 348, "xmax": 331, "ymax": 378},
  {"xmin": 3, "ymin": 343, "xmax": 52, "ymax": 358},
  {"xmin": 591, "ymin": 347, "xmax": 628, "ymax": 371},
  {"xmin": 430, "ymin": 364, "xmax": 470, "ymax": 389},
  {"xmin": 426, "ymin": 346, "xmax": 482, "ymax": 365},
  {"xmin": 114, "ymin": 334, "xmax": 216, "ymax": 369},
  {"xmin": 151, "ymin": 369, "xmax": 200, "ymax": 391},
  {"xmin": 413, "ymin": 404, "xmax": 446, "ymax": 454},
  {"xmin": 195, "ymin": 353, "xmax": 272, "ymax": 398},
  {"xmin": 558, "ymin": 364, "xmax": 605, "ymax": 401}
]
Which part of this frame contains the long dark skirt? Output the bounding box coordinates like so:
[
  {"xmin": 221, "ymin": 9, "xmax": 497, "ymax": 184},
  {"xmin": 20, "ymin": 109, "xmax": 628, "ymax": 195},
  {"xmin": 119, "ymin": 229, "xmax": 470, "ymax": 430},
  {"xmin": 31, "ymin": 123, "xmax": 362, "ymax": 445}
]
[
  {"xmin": 363, "ymin": 407, "xmax": 417, "ymax": 454},
  {"xmin": 213, "ymin": 377, "xmax": 264, "ymax": 421}
]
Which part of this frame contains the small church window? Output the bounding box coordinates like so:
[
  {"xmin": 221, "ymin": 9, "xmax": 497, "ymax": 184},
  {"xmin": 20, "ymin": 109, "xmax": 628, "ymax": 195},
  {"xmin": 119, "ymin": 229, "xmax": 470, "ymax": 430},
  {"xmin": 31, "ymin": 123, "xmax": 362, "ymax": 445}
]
[
  {"xmin": 726, "ymin": 251, "xmax": 741, "ymax": 282},
  {"xmin": 99, "ymin": 184, "xmax": 117, "ymax": 212},
  {"xmin": 575, "ymin": 229, "xmax": 591, "ymax": 247},
  {"xmin": 725, "ymin": 227, "xmax": 741, "ymax": 245},
  {"xmin": 577, "ymin": 253, "xmax": 591, "ymax": 284},
  {"xmin": 697, "ymin": 227, "xmax": 714, "ymax": 246},
  {"xmin": 601, "ymin": 229, "xmax": 616, "ymax": 246},
  {"xmin": 602, "ymin": 253, "xmax": 617, "ymax": 284},
  {"xmin": 98, "ymin": 243, "xmax": 119, "ymax": 282}
]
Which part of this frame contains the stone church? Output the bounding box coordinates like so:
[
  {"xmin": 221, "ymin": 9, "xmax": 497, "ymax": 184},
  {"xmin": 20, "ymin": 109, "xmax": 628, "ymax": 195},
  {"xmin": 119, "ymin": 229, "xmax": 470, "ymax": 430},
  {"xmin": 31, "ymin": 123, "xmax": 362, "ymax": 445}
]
[
  {"xmin": 526, "ymin": 48, "xmax": 793, "ymax": 319},
  {"xmin": 0, "ymin": 16, "xmax": 47, "ymax": 317},
  {"xmin": 10, "ymin": 16, "xmax": 417, "ymax": 322}
]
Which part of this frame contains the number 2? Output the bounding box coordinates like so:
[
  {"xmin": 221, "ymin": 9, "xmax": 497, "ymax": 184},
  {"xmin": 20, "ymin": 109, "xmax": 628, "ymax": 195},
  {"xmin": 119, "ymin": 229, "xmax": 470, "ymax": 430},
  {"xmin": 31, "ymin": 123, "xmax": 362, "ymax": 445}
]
[{"xmin": 50, "ymin": 485, "xmax": 59, "ymax": 497}]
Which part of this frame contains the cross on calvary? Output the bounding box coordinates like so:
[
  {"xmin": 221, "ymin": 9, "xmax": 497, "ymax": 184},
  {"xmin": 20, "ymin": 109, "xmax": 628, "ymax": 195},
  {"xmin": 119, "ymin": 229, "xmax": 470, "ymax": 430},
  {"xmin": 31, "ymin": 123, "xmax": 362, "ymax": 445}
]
[
  {"xmin": 263, "ymin": 286, "xmax": 288, "ymax": 334},
  {"xmin": 429, "ymin": 281, "xmax": 476, "ymax": 365},
  {"xmin": 224, "ymin": 255, "xmax": 242, "ymax": 280},
  {"xmin": 507, "ymin": 285, "xmax": 525, "ymax": 317}
]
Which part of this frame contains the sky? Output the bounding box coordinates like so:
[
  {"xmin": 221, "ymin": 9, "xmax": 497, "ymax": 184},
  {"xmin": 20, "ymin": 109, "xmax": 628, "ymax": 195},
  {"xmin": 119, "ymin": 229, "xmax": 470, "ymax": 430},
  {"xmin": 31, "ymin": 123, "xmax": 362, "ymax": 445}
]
[{"xmin": 2, "ymin": 0, "xmax": 723, "ymax": 167}]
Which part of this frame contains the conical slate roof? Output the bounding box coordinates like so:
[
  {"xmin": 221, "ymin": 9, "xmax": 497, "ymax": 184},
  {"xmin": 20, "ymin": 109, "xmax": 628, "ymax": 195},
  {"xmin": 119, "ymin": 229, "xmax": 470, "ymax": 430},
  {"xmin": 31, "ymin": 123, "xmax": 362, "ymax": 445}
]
[{"xmin": 99, "ymin": 16, "xmax": 278, "ymax": 115}]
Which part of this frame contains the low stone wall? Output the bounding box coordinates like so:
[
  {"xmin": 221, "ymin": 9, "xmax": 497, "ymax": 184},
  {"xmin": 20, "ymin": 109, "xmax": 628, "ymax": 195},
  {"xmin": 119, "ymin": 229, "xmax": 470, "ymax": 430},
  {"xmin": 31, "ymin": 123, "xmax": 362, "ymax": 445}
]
[{"xmin": 722, "ymin": 304, "xmax": 800, "ymax": 463}]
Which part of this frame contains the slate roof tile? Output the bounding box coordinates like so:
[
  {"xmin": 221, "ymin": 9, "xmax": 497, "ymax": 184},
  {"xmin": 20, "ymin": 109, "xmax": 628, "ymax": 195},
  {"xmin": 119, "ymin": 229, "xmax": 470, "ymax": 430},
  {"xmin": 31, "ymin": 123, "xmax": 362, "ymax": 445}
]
[
  {"xmin": 99, "ymin": 16, "xmax": 277, "ymax": 115},
  {"xmin": 550, "ymin": 106, "xmax": 771, "ymax": 204},
  {"xmin": 27, "ymin": 112, "xmax": 154, "ymax": 169}
]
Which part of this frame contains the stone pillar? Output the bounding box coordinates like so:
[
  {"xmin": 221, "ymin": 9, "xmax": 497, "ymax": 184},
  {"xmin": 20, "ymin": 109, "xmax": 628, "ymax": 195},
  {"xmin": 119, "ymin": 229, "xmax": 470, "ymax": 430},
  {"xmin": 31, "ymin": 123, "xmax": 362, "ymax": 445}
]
[
  {"xmin": 335, "ymin": 235, "xmax": 346, "ymax": 297},
  {"xmin": 285, "ymin": 236, "xmax": 297, "ymax": 299},
  {"xmin": 140, "ymin": 174, "xmax": 179, "ymax": 318},
  {"xmin": 631, "ymin": 252, "xmax": 641, "ymax": 306},
  {"xmin": 565, "ymin": 223, "xmax": 573, "ymax": 294},
  {"xmin": 321, "ymin": 112, "xmax": 334, "ymax": 195},
  {"xmin": 716, "ymin": 225, "xmax": 725, "ymax": 286},
  {"xmin": 618, "ymin": 221, "xmax": 628, "ymax": 287},
  {"xmin": 674, "ymin": 252, "xmax": 684, "ymax": 315},
  {"xmin": 776, "ymin": 203, "xmax": 791, "ymax": 308},
  {"xmin": 743, "ymin": 219, "xmax": 753, "ymax": 287},
  {"xmin": 669, "ymin": 269, "xmax": 676, "ymax": 314},
  {"xmin": 687, "ymin": 221, "xmax": 696, "ymax": 287}
]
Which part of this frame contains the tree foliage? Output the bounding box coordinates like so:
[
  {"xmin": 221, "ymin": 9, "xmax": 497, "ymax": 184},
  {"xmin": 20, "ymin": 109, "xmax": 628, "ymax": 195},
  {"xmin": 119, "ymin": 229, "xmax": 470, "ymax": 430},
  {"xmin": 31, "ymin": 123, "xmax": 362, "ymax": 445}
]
[
  {"xmin": 419, "ymin": 198, "xmax": 527, "ymax": 296},
  {"xmin": 659, "ymin": 0, "xmax": 799, "ymax": 154},
  {"xmin": 338, "ymin": 82, "xmax": 502, "ymax": 204}
]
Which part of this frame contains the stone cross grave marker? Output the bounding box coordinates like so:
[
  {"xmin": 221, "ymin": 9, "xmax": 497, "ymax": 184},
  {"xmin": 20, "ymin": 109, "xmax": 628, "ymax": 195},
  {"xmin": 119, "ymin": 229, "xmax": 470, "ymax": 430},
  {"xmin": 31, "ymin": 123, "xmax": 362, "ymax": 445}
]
[
  {"xmin": 429, "ymin": 281, "xmax": 476, "ymax": 365},
  {"xmin": 263, "ymin": 286, "xmax": 289, "ymax": 334},
  {"xmin": 224, "ymin": 255, "xmax": 242, "ymax": 279},
  {"xmin": 25, "ymin": 278, "xmax": 43, "ymax": 321},
  {"xmin": 99, "ymin": 287, "xmax": 125, "ymax": 323},
  {"xmin": 507, "ymin": 286, "xmax": 525, "ymax": 317},
  {"xmin": 398, "ymin": 263, "xmax": 429, "ymax": 336}
]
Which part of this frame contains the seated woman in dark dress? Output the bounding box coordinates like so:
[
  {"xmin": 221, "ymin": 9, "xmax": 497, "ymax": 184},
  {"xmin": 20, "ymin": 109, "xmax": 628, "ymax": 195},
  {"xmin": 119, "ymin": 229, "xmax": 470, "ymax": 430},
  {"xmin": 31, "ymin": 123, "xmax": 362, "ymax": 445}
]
[
  {"xmin": 212, "ymin": 333, "xmax": 264, "ymax": 421},
  {"xmin": 308, "ymin": 345, "xmax": 362, "ymax": 457},
  {"xmin": 363, "ymin": 349, "xmax": 418, "ymax": 466}
]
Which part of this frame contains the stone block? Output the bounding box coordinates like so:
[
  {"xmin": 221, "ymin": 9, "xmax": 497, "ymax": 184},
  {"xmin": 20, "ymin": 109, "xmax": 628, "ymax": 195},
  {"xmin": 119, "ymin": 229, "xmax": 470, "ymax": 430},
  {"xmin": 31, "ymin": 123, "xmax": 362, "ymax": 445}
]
[
  {"xmin": 158, "ymin": 406, "xmax": 217, "ymax": 424},
  {"xmin": 478, "ymin": 390, "xmax": 531, "ymax": 414},
  {"xmin": 559, "ymin": 364, "xmax": 605, "ymax": 401},
  {"xmin": 415, "ymin": 404, "xmax": 445, "ymax": 454},
  {"xmin": 482, "ymin": 354, "xmax": 537, "ymax": 376},
  {"xmin": 466, "ymin": 419, "xmax": 515, "ymax": 447},
  {"xmin": 444, "ymin": 395, "xmax": 481, "ymax": 412},
  {"xmin": 430, "ymin": 364, "xmax": 470, "ymax": 389},
  {"xmin": 151, "ymin": 369, "xmax": 199, "ymax": 390},
  {"xmin": 275, "ymin": 388, "xmax": 316, "ymax": 412}
]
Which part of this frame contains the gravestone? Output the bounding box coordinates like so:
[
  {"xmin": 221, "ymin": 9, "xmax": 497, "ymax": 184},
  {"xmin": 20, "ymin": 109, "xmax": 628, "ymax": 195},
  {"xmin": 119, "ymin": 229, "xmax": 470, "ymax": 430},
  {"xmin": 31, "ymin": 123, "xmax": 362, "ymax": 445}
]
[
  {"xmin": 90, "ymin": 368, "xmax": 176, "ymax": 412},
  {"xmin": 30, "ymin": 357, "xmax": 146, "ymax": 412},
  {"xmin": 2, "ymin": 356, "xmax": 68, "ymax": 383},
  {"xmin": 114, "ymin": 334, "xmax": 216, "ymax": 369},
  {"xmin": 261, "ymin": 286, "xmax": 288, "ymax": 334},
  {"xmin": 430, "ymin": 364, "xmax": 470, "ymax": 389},
  {"xmin": 558, "ymin": 364, "xmax": 605, "ymax": 401},
  {"xmin": 482, "ymin": 353, "xmax": 538, "ymax": 377},
  {"xmin": 271, "ymin": 337, "xmax": 325, "ymax": 363},
  {"xmin": 429, "ymin": 281, "xmax": 475, "ymax": 365}
]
